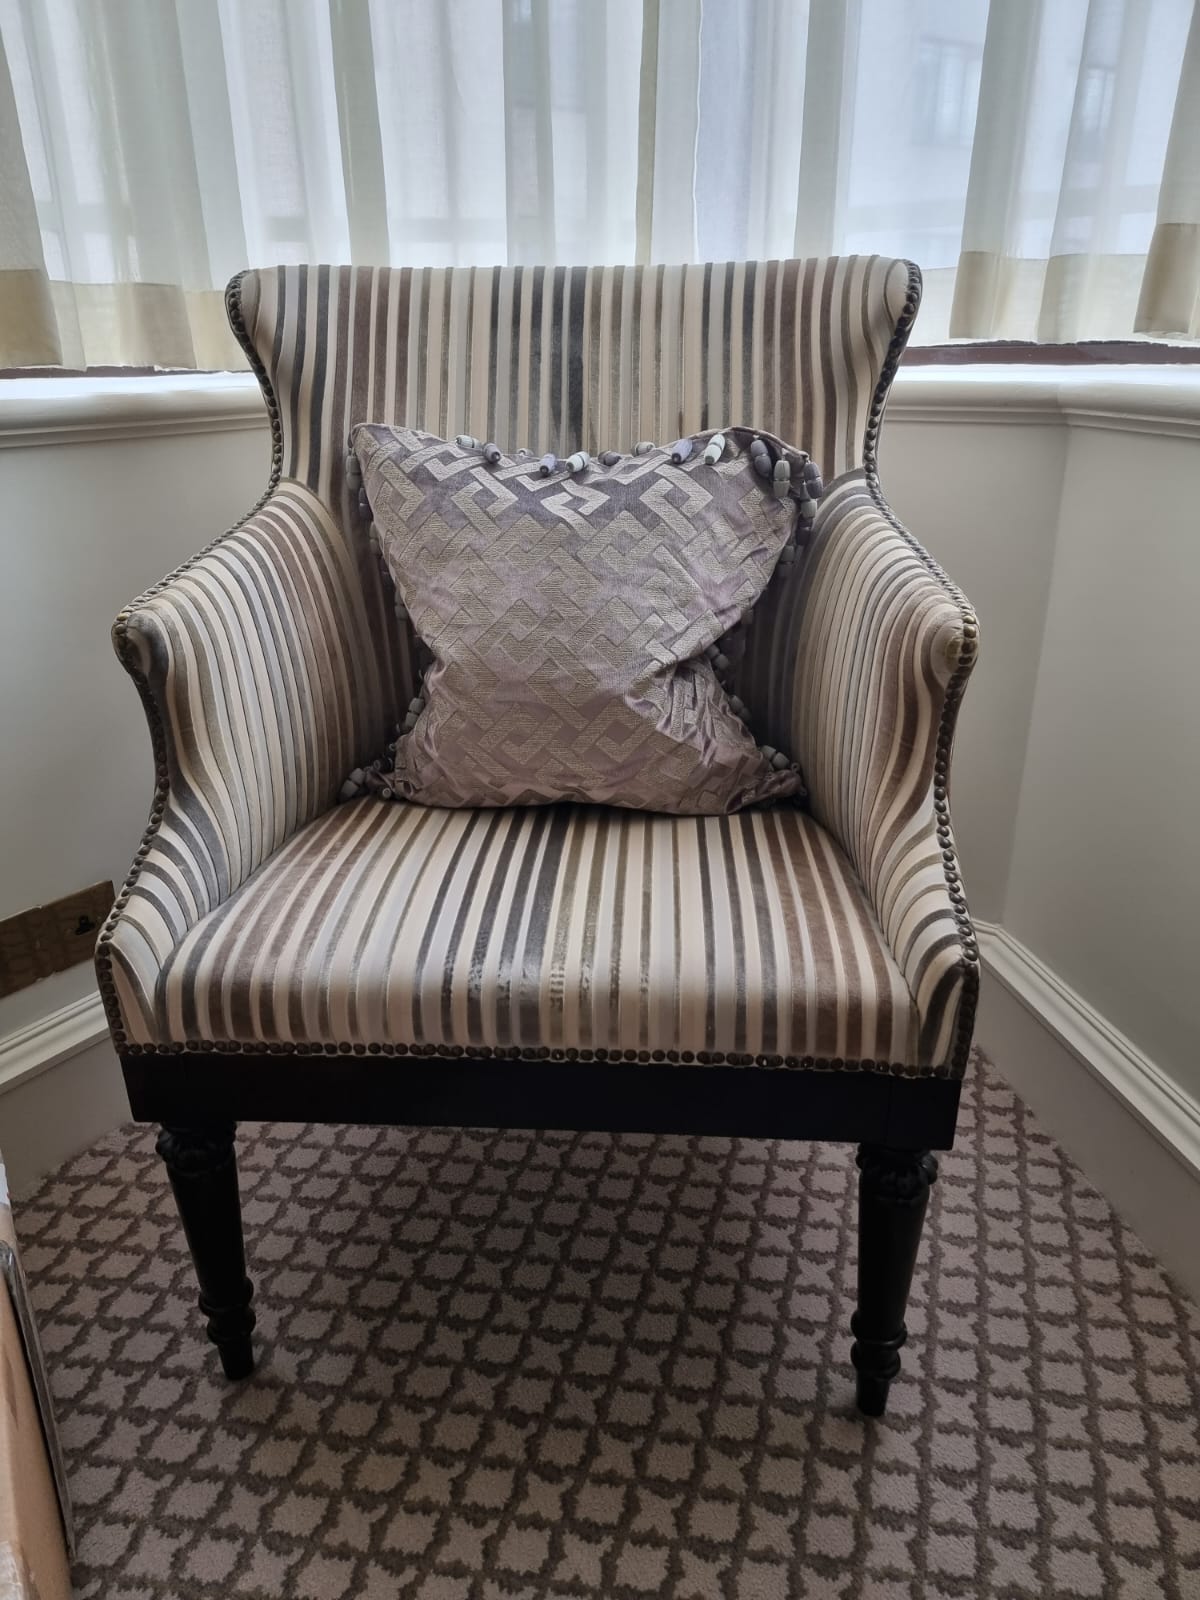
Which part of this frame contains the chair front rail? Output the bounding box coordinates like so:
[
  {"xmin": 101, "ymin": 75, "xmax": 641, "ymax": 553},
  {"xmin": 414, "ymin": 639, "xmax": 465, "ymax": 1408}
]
[{"xmin": 121, "ymin": 1052, "xmax": 962, "ymax": 1151}]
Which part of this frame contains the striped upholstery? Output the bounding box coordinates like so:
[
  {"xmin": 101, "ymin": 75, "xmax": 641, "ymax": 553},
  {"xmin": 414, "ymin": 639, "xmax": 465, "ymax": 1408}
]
[
  {"xmin": 98, "ymin": 254, "xmax": 979, "ymax": 1076},
  {"xmin": 149, "ymin": 801, "xmax": 919, "ymax": 1069},
  {"xmin": 741, "ymin": 475, "xmax": 979, "ymax": 1068},
  {"xmin": 102, "ymin": 482, "xmax": 398, "ymax": 1031},
  {"xmin": 239, "ymin": 258, "xmax": 914, "ymax": 490},
  {"xmin": 234, "ymin": 258, "xmax": 914, "ymax": 736}
]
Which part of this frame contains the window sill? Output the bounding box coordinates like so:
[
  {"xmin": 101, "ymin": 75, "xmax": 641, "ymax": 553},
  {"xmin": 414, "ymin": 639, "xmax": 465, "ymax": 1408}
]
[
  {"xmin": 890, "ymin": 364, "xmax": 1200, "ymax": 437},
  {"xmin": 1, "ymin": 364, "xmax": 1199, "ymax": 447},
  {"xmin": 0, "ymin": 372, "xmax": 266, "ymax": 448}
]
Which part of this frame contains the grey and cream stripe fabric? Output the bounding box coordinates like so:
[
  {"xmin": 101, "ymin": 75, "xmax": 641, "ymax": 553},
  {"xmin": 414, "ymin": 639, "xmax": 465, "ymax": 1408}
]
[
  {"xmin": 238, "ymin": 257, "xmax": 914, "ymax": 490},
  {"xmin": 101, "ymin": 482, "xmax": 399, "ymax": 1036},
  {"xmin": 99, "ymin": 253, "xmax": 978, "ymax": 1075},
  {"xmin": 233, "ymin": 257, "xmax": 915, "ymax": 758},
  {"xmin": 739, "ymin": 474, "xmax": 978, "ymax": 1068},
  {"xmin": 151, "ymin": 801, "xmax": 919, "ymax": 1068}
]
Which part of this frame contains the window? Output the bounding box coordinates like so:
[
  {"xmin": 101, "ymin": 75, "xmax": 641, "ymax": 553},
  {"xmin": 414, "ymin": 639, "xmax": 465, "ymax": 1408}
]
[
  {"xmin": 913, "ymin": 38, "xmax": 982, "ymax": 149},
  {"xmin": 0, "ymin": 0, "xmax": 1196, "ymax": 368}
]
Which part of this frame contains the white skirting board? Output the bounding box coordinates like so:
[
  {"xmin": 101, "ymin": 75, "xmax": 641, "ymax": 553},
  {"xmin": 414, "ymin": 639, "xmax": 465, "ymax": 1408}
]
[
  {"xmin": 0, "ymin": 992, "xmax": 128, "ymax": 1197},
  {"xmin": 975, "ymin": 921, "xmax": 1200, "ymax": 1304}
]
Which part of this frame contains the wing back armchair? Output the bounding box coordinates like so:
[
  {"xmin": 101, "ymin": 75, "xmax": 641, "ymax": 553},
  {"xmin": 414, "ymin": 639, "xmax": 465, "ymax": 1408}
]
[{"xmin": 97, "ymin": 257, "xmax": 978, "ymax": 1417}]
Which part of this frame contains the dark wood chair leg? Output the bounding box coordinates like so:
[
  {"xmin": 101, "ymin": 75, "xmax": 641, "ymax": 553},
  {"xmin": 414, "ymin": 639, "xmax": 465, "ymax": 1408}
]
[
  {"xmin": 850, "ymin": 1144, "xmax": 938, "ymax": 1417},
  {"xmin": 156, "ymin": 1121, "xmax": 256, "ymax": 1380}
]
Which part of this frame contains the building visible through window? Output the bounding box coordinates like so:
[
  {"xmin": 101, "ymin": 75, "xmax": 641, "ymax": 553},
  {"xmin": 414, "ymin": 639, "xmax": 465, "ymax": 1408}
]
[{"xmin": 913, "ymin": 37, "xmax": 982, "ymax": 148}]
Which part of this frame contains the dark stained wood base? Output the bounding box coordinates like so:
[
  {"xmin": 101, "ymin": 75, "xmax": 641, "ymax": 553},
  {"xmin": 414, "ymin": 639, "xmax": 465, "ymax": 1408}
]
[
  {"xmin": 125, "ymin": 1052, "xmax": 961, "ymax": 1148},
  {"xmin": 155, "ymin": 1121, "xmax": 256, "ymax": 1380},
  {"xmin": 131, "ymin": 1054, "xmax": 959, "ymax": 1399},
  {"xmin": 850, "ymin": 1144, "xmax": 939, "ymax": 1416}
]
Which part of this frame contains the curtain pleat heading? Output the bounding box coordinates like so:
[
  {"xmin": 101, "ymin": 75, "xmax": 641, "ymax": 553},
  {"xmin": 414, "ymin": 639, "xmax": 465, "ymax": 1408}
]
[{"xmin": 1, "ymin": 0, "xmax": 1197, "ymax": 370}]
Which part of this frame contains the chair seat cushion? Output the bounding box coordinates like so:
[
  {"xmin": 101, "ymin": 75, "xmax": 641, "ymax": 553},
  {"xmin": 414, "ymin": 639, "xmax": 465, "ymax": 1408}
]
[{"xmin": 152, "ymin": 800, "xmax": 919, "ymax": 1069}]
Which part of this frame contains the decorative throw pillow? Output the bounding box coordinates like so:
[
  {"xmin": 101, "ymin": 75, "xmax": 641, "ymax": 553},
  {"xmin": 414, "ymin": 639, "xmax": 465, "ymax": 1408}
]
[{"xmin": 347, "ymin": 424, "xmax": 823, "ymax": 814}]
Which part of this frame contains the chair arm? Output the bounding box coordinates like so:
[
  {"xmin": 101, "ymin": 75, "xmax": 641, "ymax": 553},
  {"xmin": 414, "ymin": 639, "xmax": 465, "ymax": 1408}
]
[
  {"xmin": 96, "ymin": 480, "xmax": 396, "ymax": 1049},
  {"xmin": 747, "ymin": 473, "xmax": 980, "ymax": 1072}
]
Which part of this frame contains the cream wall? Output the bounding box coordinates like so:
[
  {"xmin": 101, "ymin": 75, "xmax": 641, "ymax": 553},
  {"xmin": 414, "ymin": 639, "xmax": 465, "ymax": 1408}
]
[
  {"xmin": 881, "ymin": 414, "xmax": 1066, "ymax": 922},
  {"xmin": 1003, "ymin": 426, "xmax": 1200, "ymax": 1102},
  {"xmin": 0, "ymin": 390, "xmax": 269, "ymax": 1189},
  {"xmin": 0, "ymin": 410, "xmax": 267, "ymax": 1033},
  {"xmin": 885, "ymin": 370, "xmax": 1200, "ymax": 1100}
]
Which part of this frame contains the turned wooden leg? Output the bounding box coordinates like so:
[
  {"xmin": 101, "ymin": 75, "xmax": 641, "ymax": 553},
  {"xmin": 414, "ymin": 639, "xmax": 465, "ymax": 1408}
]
[
  {"xmin": 850, "ymin": 1144, "xmax": 938, "ymax": 1417},
  {"xmin": 156, "ymin": 1121, "xmax": 256, "ymax": 1380}
]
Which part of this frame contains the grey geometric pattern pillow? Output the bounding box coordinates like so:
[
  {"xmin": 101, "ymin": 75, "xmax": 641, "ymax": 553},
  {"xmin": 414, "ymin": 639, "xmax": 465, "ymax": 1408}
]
[{"xmin": 348, "ymin": 424, "xmax": 822, "ymax": 814}]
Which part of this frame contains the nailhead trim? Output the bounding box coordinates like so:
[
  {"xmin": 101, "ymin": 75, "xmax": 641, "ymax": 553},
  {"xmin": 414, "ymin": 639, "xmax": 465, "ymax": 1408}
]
[
  {"xmin": 119, "ymin": 1036, "xmax": 955, "ymax": 1079},
  {"xmin": 96, "ymin": 271, "xmax": 286, "ymax": 1053},
  {"xmin": 861, "ymin": 260, "xmax": 980, "ymax": 1076}
]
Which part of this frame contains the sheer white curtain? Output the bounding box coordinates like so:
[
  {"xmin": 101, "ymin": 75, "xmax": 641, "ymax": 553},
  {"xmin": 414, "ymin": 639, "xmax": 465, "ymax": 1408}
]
[{"xmin": 1, "ymin": 0, "xmax": 1197, "ymax": 368}]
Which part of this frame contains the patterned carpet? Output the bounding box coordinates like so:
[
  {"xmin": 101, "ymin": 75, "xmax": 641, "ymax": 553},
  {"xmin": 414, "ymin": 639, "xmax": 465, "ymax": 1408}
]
[{"xmin": 17, "ymin": 1052, "xmax": 1200, "ymax": 1600}]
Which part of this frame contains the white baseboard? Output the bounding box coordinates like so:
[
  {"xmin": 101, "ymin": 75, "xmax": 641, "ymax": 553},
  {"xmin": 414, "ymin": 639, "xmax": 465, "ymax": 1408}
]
[
  {"xmin": 976, "ymin": 920, "xmax": 1200, "ymax": 1302},
  {"xmin": 0, "ymin": 989, "xmax": 110, "ymax": 1093},
  {"xmin": 0, "ymin": 990, "xmax": 128, "ymax": 1198}
]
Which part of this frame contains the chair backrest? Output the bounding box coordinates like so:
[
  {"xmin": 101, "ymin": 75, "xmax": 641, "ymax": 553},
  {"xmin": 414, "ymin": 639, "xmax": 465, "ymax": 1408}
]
[
  {"xmin": 230, "ymin": 258, "xmax": 918, "ymax": 730},
  {"xmin": 233, "ymin": 257, "xmax": 916, "ymax": 499}
]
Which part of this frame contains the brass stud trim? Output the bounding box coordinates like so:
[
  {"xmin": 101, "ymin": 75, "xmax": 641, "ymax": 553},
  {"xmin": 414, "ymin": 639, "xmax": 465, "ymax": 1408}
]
[
  {"xmin": 95, "ymin": 271, "xmax": 286, "ymax": 1050},
  {"xmin": 118, "ymin": 1037, "xmax": 958, "ymax": 1079},
  {"xmin": 861, "ymin": 260, "xmax": 980, "ymax": 1077}
]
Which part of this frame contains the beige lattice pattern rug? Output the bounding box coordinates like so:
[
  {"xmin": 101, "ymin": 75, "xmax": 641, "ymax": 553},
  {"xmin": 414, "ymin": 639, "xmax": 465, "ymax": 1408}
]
[{"xmin": 18, "ymin": 1052, "xmax": 1200, "ymax": 1599}]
